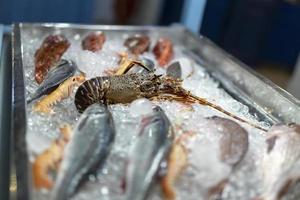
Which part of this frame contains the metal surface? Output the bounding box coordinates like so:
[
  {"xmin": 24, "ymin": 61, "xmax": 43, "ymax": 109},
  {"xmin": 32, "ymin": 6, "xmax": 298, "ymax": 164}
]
[
  {"xmin": 11, "ymin": 23, "xmax": 300, "ymax": 199},
  {"xmin": 12, "ymin": 24, "xmax": 30, "ymax": 200},
  {"xmin": 0, "ymin": 26, "xmax": 12, "ymax": 200}
]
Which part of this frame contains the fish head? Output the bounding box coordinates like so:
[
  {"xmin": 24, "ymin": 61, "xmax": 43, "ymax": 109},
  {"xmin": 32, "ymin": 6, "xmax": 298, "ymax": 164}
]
[{"xmin": 84, "ymin": 103, "xmax": 108, "ymax": 116}]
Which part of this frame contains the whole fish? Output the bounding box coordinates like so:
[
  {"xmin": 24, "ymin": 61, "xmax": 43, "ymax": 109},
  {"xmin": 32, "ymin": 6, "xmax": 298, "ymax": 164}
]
[
  {"xmin": 184, "ymin": 116, "xmax": 248, "ymax": 199},
  {"xmin": 27, "ymin": 59, "xmax": 77, "ymax": 104},
  {"xmin": 82, "ymin": 32, "xmax": 106, "ymax": 52},
  {"xmin": 51, "ymin": 104, "xmax": 115, "ymax": 200},
  {"xmin": 259, "ymin": 123, "xmax": 300, "ymax": 200},
  {"xmin": 125, "ymin": 106, "xmax": 174, "ymax": 200},
  {"xmin": 35, "ymin": 35, "xmax": 70, "ymax": 84},
  {"xmin": 207, "ymin": 116, "xmax": 249, "ymax": 167},
  {"xmin": 124, "ymin": 34, "xmax": 150, "ymax": 55},
  {"xmin": 153, "ymin": 38, "xmax": 174, "ymax": 67}
]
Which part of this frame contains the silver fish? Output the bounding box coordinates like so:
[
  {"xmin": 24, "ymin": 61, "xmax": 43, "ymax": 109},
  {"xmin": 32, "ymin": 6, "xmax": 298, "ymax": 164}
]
[
  {"xmin": 27, "ymin": 59, "xmax": 77, "ymax": 104},
  {"xmin": 166, "ymin": 61, "xmax": 181, "ymax": 79},
  {"xmin": 51, "ymin": 103, "xmax": 115, "ymax": 200},
  {"xmin": 125, "ymin": 106, "xmax": 174, "ymax": 200},
  {"xmin": 260, "ymin": 123, "xmax": 300, "ymax": 200}
]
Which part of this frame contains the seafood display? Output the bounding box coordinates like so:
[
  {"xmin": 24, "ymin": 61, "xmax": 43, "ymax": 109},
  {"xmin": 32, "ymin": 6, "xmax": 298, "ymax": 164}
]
[
  {"xmin": 18, "ymin": 26, "xmax": 300, "ymax": 200},
  {"xmin": 51, "ymin": 104, "xmax": 115, "ymax": 200},
  {"xmin": 82, "ymin": 32, "xmax": 106, "ymax": 52},
  {"xmin": 27, "ymin": 59, "xmax": 77, "ymax": 103},
  {"xmin": 153, "ymin": 38, "xmax": 174, "ymax": 67},
  {"xmin": 34, "ymin": 35, "xmax": 70, "ymax": 84},
  {"xmin": 124, "ymin": 35, "xmax": 150, "ymax": 55},
  {"xmin": 124, "ymin": 106, "xmax": 173, "ymax": 200}
]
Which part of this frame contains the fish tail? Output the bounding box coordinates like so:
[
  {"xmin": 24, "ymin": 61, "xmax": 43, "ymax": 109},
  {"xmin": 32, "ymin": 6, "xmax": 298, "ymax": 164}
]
[{"xmin": 189, "ymin": 94, "xmax": 267, "ymax": 132}]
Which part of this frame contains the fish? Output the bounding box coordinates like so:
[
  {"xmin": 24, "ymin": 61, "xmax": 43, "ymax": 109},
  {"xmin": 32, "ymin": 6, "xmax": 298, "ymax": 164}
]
[
  {"xmin": 35, "ymin": 35, "xmax": 70, "ymax": 84},
  {"xmin": 259, "ymin": 123, "xmax": 300, "ymax": 200},
  {"xmin": 27, "ymin": 59, "xmax": 77, "ymax": 104},
  {"xmin": 33, "ymin": 124, "xmax": 72, "ymax": 189},
  {"xmin": 82, "ymin": 32, "xmax": 106, "ymax": 52},
  {"xmin": 184, "ymin": 116, "xmax": 248, "ymax": 199},
  {"xmin": 51, "ymin": 103, "xmax": 115, "ymax": 200},
  {"xmin": 124, "ymin": 106, "xmax": 174, "ymax": 200},
  {"xmin": 153, "ymin": 38, "xmax": 174, "ymax": 67},
  {"xmin": 124, "ymin": 34, "xmax": 150, "ymax": 55},
  {"xmin": 207, "ymin": 116, "xmax": 249, "ymax": 167}
]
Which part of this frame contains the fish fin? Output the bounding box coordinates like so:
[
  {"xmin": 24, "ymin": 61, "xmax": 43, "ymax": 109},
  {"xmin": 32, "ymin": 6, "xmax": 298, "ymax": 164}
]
[{"xmin": 166, "ymin": 61, "xmax": 181, "ymax": 79}]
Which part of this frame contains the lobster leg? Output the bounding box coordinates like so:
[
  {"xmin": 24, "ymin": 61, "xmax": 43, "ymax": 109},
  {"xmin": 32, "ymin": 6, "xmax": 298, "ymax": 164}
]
[{"xmin": 115, "ymin": 57, "xmax": 151, "ymax": 75}]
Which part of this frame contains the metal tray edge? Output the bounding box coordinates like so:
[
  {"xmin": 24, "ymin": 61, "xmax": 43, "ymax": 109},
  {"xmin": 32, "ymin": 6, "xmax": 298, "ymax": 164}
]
[{"xmin": 12, "ymin": 23, "xmax": 30, "ymax": 200}]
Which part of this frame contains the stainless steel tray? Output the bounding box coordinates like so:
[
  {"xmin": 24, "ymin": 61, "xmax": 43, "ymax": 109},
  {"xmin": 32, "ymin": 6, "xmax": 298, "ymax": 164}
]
[{"xmin": 11, "ymin": 23, "xmax": 300, "ymax": 200}]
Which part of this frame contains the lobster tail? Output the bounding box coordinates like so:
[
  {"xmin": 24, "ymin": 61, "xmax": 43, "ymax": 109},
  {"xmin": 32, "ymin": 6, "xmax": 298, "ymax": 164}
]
[{"xmin": 74, "ymin": 77, "xmax": 109, "ymax": 113}]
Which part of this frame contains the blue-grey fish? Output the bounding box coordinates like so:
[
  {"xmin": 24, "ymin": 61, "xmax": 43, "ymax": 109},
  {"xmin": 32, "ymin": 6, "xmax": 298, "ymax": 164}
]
[
  {"xmin": 27, "ymin": 59, "xmax": 77, "ymax": 104},
  {"xmin": 124, "ymin": 106, "xmax": 174, "ymax": 200},
  {"xmin": 51, "ymin": 103, "xmax": 115, "ymax": 200}
]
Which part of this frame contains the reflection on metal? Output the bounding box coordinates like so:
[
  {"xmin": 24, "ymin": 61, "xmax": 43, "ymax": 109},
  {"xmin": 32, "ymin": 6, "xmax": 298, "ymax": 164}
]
[
  {"xmin": 181, "ymin": 0, "xmax": 207, "ymax": 33},
  {"xmin": 10, "ymin": 174, "xmax": 17, "ymax": 193}
]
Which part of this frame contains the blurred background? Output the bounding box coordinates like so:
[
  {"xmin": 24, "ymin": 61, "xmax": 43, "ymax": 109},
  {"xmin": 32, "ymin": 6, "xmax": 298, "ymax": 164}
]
[{"xmin": 0, "ymin": 0, "xmax": 299, "ymax": 97}]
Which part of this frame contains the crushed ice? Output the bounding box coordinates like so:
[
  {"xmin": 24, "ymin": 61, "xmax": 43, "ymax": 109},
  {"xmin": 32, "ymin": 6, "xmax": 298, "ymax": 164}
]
[{"xmin": 20, "ymin": 28, "xmax": 275, "ymax": 200}]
